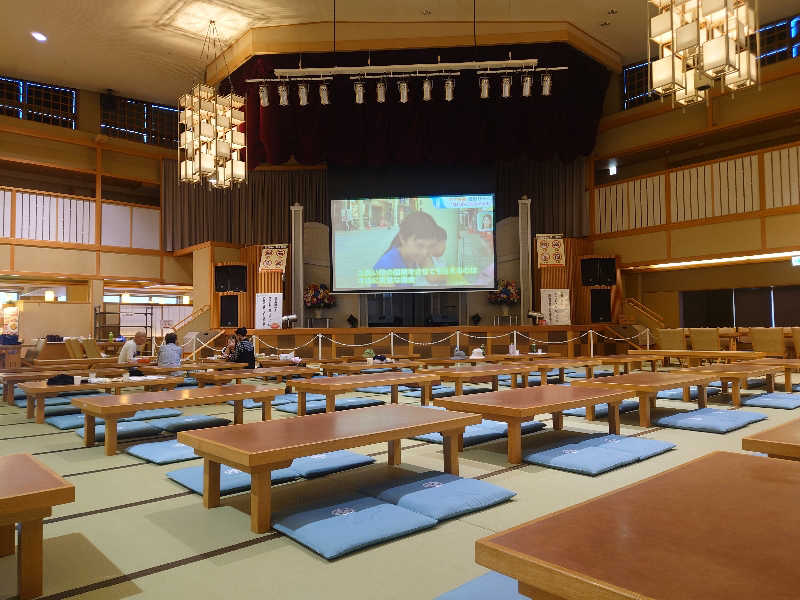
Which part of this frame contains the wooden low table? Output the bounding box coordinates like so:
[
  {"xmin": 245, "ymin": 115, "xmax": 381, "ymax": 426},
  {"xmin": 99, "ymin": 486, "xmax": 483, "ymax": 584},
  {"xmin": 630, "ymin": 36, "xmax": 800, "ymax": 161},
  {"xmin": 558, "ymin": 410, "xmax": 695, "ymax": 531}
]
[
  {"xmin": 178, "ymin": 404, "xmax": 481, "ymax": 532},
  {"xmin": 290, "ymin": 372, "xmax": 441, "ymax": 415},
  {"xmin": 417, "ymin": 357, "xmax": 482, "ymax": 367},
  {"xmin": 596, "ymin": 354, "xmax": 661, "ymax": 374},
  {"xmin": 320, "ymin": 360, "xmax": 422, "ymax": 376},
  {"xmin": 1, "ymin": 368, "xmax": 126, "ymax": 405},
  {"xmin": 571, "ymin": 372, "xmax": 716, "ymax": 427},
  {"xmin": 476, "ymin": 451, "xmax": 800, "ymax": 600},
  {"xmin": 435, "ymin": 386, "xmax": 632, "ymax": 463},
  {"xmin": 742, "ymin": 417, "xmax": 800, "ymax": 460},
  {"xmin": 628, "ymin": 349, "xmax": 766, "ymax": 366},
  {"xmin": 679, "ymin": 363, "xmax": 781, "ymax": 406},
  {"xmin": 0, "ymin": 454, "xmax": 75, "ymax": 599},
  {"xmin": 482, "ymin": 353, "xmax": 558, "ymax": 363},
  {"xmin": 257, "ymin": 358, "xmax": 308, "ymax": 368},
  {"xmin": 429, "ymin": 364, "xmax": 535, "ymax": 395},
  {"xmin": 741, "ymin": 358, "xmax": 800, "ymax": 392},
  {"xmin": 194, "ymin": 366, "xmax": 318, "ymax": 387},
  {"xmin": 71, "ymin": 384, "xmax": 281, "ymax": 455},
  {"xmin": 139, "ymin": 361, "xmax": 247, "ymax": 375},
  {"xmin": 524, "ymin": 357, "xmax": 604, "ymax": 384},
  {"xmin": 31, "ymin": 357, "xmax": 122, "ymax": 368},
  {"xmin": 20, "ymin": 376, "xmax": 186, "ymax": 423}
]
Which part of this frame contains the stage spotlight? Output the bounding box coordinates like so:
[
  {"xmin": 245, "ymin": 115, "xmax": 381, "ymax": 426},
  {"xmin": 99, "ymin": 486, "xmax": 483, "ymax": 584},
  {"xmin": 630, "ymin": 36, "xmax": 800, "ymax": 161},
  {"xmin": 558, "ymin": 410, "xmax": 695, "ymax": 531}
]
[
  {"xmin": 278, "ymin": 83, "xmax": 289, "ymax": 106},
  {"xmin": 541, "ymin": 73, "xmax": 552, "ymax": 96},
  {"xmin": 444, "ymin": 78, "xmax": 455, "ymax": 101},
  {"xmin": 319, "ymin": 83, "xmax": 330, "ymax": 105},
  {"xmin": 258, "ymin": 84, "xmax": 269, "ymax": 107},
  {"xmin": 354, "ymin": 81, "xmax": 365, "ymax": 104},
  {"xmin": 501, "ymin": 76, "xmax": 512, "ymax": 98},
  {"xmin": 521, "ymin": 75, "xmax": 532, "ymax": 97},
  {"xmin": 398, "ymin": 80, "xmax": 409, "ymax": 104},
  {"xmin": 376, "ymin": 81, "xmax": 386, "ymax": 103},
  {"xmin": 298, "ymin": 83, "xmax": 309, "ymax": 106},
  {"xmin": 479, "ymin": 77, "xmax": 489, "ymax": 99},
  {"xmin": 422, "ymin": 78, "xmax": 432, "ymax": 101}
]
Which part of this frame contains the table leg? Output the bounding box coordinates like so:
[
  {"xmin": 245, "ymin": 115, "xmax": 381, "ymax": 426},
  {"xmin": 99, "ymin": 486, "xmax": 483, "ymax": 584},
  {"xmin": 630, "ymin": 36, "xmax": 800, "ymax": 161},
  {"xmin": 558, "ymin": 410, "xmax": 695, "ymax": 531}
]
[
  {"xmin": 442, "ymin": 433, "xmax": 460, "ymax": 475},
  {"xmin": 233, "ymin": 399, "xmax": 244, "ymax": 424},
  {"xmin": 35, "ymin": 395, "xmax": 46, "ymax": 424},
  {"xmin": 84, "ymin": 415, "xmax": 96, "ymax": 447},
  {"xmin": 731, "ymin": 382, "xmax": 741, "ymax": 407},
  {"xmin": 539, "ymin": 369, "xmax": 549, "ymax": 386},
  {"xmin": 26, "ymin": 394, "xmax": 34, "ymax": 420},
  {"xmin": 0, "ymin": 523, "xmax": 13, "ymax": 556},
  {"xmin": 325, "ymin": 392, "xmax": 336, "ymax": 413},
  {"xmin": 491, "ymin": 376, "xmax": 498, "ymax": 392},
  {"xmin": 766, "ymin": 374, "xmax": 775, "ymax": 394},
  {"xmin": 639, "ymin": 393, "xmax": 652, "ymax": 427},
  {"xmin": 682, "ymin": 386, "xmax": 691, "ymax": 402},
  {"xmin": 250, "ymin": 468, "xmax": 272, "ymax": 533},
  {"xmin": 458, "ymin": 433, "xmax": 464, "ymax": 452},
  {"xmin": 521, "ymin": 372, "xmax": 528, "ymax": 388},
  {"xmin": 507, "ymin": 419, "xmax": 522, "ymax": 464},
  {"xmin": 587, "ymin": 366, "xmax": 595, "ymax": 379},
  {"xmin": 623, "ymin": 362, "xmax": 631, "ymax": 374},
  {"xmin": 586, "ymin": 405, "xmax": 596, "ymax": 421},
  {"xmin": 422, "ymin": 383, "xmax": 432, "ymax": 406},
  {"xmin": 3, "ymin": 383, "xmax": 12, "ymax": 405},
  {"xmin": 388, "ymin": 439, "xmax": 401, "ymax": 465},
  {"xmin": 558, "ymin": 368, "xmax": 565, "ymax": 383},
  {"xmin": 510, "ymin": 374, "xmax": 517, "ymax": 389},
  {"xmin": 721, "ymin": 380, "xmax": 729, "ymax": 393},
  {"xmin": 455, "ymin": 380, "xmax": 463, "ymax": 395},
  {"xmin": 613, "ymin": 364, "xmax": 620, "ymax": 376},
  {"xmin": 202, "ymin": 458, "xmax": 220, "ymax": 509},
  {"xmin": 697, "ymin": 385, "xmax": 707, "ymax": 409},
  {"xmin": 104, "ymin": 418, "xmax": 118, "ymax": 456},
  {"xmin": 297, "ymin": 391, "xmax": 306, "ymax": 416},
  {"xmin": 551, "ymin": 411, "xmax": 563, "ymax": 430},
  {"xmin": 17, "ymin": 518, "xmax": 43, "ymax": 600},
  {"xmin": 785, "ymin": 368, "xmax": 793, "ymax": 392},
  {"xmin": 391, "ymin": 385, "xmax": 399, "ymax": 404},
  {"xmin": 261, "ymin": 400, "xmax": 271, "ymax": 421},
  {"xmin": 608, "ymin": 403, "xmax": 621, "ymax": 435}
]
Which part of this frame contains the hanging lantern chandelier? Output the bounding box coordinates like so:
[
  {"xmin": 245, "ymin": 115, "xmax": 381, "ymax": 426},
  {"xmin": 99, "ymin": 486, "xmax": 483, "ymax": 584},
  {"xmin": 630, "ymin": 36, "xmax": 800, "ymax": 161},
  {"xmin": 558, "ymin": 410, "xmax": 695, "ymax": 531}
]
[{"xmin": 178, "ymin": 20, "xmax": 246, "ymax": 189}]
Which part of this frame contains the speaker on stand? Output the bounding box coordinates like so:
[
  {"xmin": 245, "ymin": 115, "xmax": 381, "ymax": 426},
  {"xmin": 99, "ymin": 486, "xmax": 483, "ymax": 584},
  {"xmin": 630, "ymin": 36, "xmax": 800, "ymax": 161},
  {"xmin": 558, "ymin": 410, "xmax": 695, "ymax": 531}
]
[{"xmin": 220, "ymin": 295, "xmax": 239, "ymax": 327}]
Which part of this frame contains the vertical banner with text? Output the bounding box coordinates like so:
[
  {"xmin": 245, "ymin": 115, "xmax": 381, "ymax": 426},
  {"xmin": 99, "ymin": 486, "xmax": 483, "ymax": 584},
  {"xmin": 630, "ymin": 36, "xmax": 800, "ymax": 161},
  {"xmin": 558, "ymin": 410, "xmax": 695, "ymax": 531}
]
[
  {"xmin": 536, "ymin": 234, "xmax": 565, "ymax": 267},
  {"xmin": 255, "ymin": 293, "xmax": 283, "ymax": 329}
]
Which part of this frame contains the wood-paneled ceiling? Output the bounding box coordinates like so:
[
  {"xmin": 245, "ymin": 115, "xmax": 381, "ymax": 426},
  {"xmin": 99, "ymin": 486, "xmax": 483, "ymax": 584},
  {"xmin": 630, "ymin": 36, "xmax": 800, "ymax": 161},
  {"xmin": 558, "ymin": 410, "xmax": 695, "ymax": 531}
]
[{"xmin": 1, "ymin": 1, "xmax": 794, "ymax": 106}]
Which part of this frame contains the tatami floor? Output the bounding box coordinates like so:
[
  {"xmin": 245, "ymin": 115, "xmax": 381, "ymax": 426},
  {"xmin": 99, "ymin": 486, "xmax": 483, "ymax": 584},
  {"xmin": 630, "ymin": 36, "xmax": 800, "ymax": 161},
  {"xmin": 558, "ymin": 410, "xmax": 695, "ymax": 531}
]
[{"xmin": 1, "ymin": 371, "xmax": 795, "ymax": 600}]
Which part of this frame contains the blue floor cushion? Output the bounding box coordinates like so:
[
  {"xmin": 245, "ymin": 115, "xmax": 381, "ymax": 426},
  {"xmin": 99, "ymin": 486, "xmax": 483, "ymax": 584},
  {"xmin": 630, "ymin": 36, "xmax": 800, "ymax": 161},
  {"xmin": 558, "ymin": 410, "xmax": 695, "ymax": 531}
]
[
  {"xmin": 709, "ymin": 378, "xmax": 765, "ymax": 388},
  {"xmin": 402, "ymin": 387, "xmax": 455, "ymax": 399},
  {"xmin": 46, "ymin": 414, "xmax": 91, "ymax": 429},
  {"xmin": 44, "ymin": 404, "xmax": 82, "ymax": 417},
  {"xmin": 354, "ymin": 385, "xmax": 412, "ymax": 394},
  {"xmin": 225, "ymin": 398, "xmax": 264, "ymax": 409},
  {"xmin": 565, "ymin": 368, "xmax": 615, "ymax": 379},
  {"xmin": 563, "ymin": 399, "xmax": 640, "ymax": 418},
  {"xmin": 435, "ymin": 572, "xmax": 526, "ymax": 600},
  {"xmin": 14, "ymin": 396, "xmax": 72, "ymax": 408},
  {"xmin": 361, "ymin": 471, "xmax": 515, "ymax": 521},
  {"xmin": 76, "ymin": 421, "xmax": 162, "ymax": 441},
  {"xmin": 656, "ymin": 386, "xmax": 721, "ymax": 400},
  {"xmin": 271, "ymin": 393, "xmax": 326, "ymax": 406},
  {"xmin": 180, "ymin": 377, "xmax": 198, "ymax": 387},
  {"xmin": 413, "ymin": 419, "xmax": 545, "ymax": 445},
  {"xmin": 127, "ymin": 440, "xmax": 199, "ymax": 464},
  {"xmin": 359, "ymin": 367, "xmax": 394, "ymax": 374},
  {"xmin": 272, "ymin": 494, "xmax": 437, "ymax": 559},
  {"xmin": 275, "ymin": 397, "xmax": 385, "ymax": 415},
  {"xmin": 146, "ymin": 414, "xmax": 230, "ymax": 432},
  {"xmin": 792, "ymin": 384, "xmax": 800, "ymax": 393},
  {"xmin": 741, "ymin": 393, "xmax": 800, "ymax": 409},
  {"xmin": 291, "ymin": 450, "xmax": 376, "ymax": 478},
  {"xmin": 522, "ymin": 434, "xmax": 675, "ymax": 476},
  {"xmin": 655, "ymin": 407, "xmax": 767, "ymax": 433},
  {"xmin": 166, "ymin": 463, "xmax": 299, "ymax": 495},
  {"xmin": 48, "ymin": 408, "xmax": 183, "ymax": 430}
]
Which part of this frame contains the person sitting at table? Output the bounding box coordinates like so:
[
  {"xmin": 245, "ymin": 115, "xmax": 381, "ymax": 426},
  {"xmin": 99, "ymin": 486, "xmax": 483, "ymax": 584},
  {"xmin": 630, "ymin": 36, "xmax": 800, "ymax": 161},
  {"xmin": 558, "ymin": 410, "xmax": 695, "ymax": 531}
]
[
  {"xmin": 118, "ymin": 331, "xmax": 146, "ymax": 364},
  {"xmin": 157, "ymin": 332, "xmax": 182, "ymax": 368},
  {"xmin": 225, "ymin": 327, "xmax": 255, "ymax": 369}
]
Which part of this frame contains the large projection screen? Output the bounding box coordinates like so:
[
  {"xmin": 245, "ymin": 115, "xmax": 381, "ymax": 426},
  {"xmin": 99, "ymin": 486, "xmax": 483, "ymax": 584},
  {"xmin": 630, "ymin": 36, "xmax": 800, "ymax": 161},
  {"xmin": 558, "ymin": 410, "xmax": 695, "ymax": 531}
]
[{"xmin": 332, "ymin": 195, "xmax": 495, "ymax": 292}]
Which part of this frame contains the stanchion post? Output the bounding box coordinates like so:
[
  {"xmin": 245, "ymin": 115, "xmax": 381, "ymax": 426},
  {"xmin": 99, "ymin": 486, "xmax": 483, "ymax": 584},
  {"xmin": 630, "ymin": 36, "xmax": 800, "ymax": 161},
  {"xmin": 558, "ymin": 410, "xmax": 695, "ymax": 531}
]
[
  {"xmin": 390, "ymin": 332, "xmax": 395, "ymax": 356},
  {"xmin": 512, "ymin": 330, "xmax": 517, "ymax": 351},
  {"xmin": 589, "ymin": 330, "xmax": 594, "ymax": 357},
  {"xmin": 646, "ymin": 328, "xmax": 650, "ymax": 350},
  {"xmin": 456, "ymin": 330, "xmax": 461, "ymax": 351},
  {"xmin": 318, "ymin": 333, "xmax": 322, "ymax": 360}
]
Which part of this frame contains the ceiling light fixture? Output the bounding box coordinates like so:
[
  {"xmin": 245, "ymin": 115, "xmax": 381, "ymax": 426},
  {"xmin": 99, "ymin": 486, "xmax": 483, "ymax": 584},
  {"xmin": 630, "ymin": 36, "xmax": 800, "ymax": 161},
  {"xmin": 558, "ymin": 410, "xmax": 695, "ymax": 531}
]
[
  {"xmin": 354, "ymin": 81, "xmax": 365, "ymax": 104},
  {"xmin": 501, "ymin": 76, "xmax": 512, "ymax": 98},
  {"xmin": 178, "ymin": 20, "xmax": 246, "ymax": 190},
  {"xmin": 258, "ymin": 84, "xmax": 269, "ymax": 107},
  {"xmin": 398, "ymin": 80, "xmax": 409, "ymax": 104},
  {"xmin": 422, "ymin": 78, "xmax": 433, "ymax": 101},
  {"xmin": 521, "ymin": 74, "xmax": 532, "ymax": 97},
  {"xmin": 632, "ymin": 251, "xmax": 800, "ymax": 271},
  {"xmin": 479, "ymin": 77, "xmax": 490, "ymax": 99},
  {"xmin": 541, "ymin": 73, "xmax": 552, "ymax": 96},
  {"xmin": 31, "ymin": 32, "xmax": 47, "ymax": 42},
  {"xmin": 376, "ymin": 81, "xmax": 386, "ymax": 103},
  {"xmin": 298, "ymin": 83, "xmax": 309, "ymax": 106},
  {"xmin": 319, "ymin": 83, "xmax": 330, "ymax": 105},
  {"xmin": 444, "ymin": 78, "xmax": 455, "ymax": 101}
]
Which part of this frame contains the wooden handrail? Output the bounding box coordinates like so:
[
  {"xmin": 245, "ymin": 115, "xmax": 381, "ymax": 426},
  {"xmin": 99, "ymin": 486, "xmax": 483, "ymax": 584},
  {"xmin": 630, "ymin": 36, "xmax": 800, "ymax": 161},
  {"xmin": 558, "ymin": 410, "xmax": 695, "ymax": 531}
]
[
  {"xmin": 624, "ymin": 298, "xmax": 665, "ymax": 329},
  {"xmin": 170, "ymin": 304, "xmax": 210, "ymax": 332},
  {"xmin": 187, "ymin": 328, "xmax": 225, "ymax": 361}
]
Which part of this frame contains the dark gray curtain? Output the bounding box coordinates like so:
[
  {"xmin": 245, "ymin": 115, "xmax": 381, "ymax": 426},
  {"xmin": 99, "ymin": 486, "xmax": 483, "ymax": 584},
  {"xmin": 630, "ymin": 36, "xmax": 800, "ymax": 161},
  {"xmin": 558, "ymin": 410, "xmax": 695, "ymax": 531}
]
[
  {"xmin": 161, "ymin": 159, "xmax": 328, "ymax": 251},
  {"xmin": 496, "ymin": 157, "xmax": 588, "ymax": 237}
]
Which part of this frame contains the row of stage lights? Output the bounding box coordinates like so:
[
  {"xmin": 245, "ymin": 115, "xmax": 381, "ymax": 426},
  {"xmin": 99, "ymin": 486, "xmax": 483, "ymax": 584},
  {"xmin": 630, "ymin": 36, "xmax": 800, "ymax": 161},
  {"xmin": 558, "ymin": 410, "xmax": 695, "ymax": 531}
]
[{"xmin": 258, "ymin": 72, "xmax": 553, "ymax": 107}]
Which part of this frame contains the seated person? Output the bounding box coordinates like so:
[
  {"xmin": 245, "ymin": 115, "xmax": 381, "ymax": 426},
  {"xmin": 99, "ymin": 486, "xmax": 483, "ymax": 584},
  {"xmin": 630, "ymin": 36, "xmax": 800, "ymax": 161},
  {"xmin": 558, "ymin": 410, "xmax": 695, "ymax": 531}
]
[
  {"xmin": 224, "ymin": 327, "xmax": 256, "ymax": 369},
  {"xmin": 118, "ymin": 331, "xmax": 146, "ymax": 364},
  {"xmin": 157, "ymin": 332, "xmax": 182, "ymax": 368}
]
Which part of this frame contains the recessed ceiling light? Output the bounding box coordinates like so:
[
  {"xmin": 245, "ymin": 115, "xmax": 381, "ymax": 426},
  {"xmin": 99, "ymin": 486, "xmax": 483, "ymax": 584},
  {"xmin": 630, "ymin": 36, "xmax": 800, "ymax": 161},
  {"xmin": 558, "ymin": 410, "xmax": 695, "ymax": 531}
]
[
  {"xmin": 31, "ymin": 31, "xmax": 47, "ymax": 42},
  {"xmin": 600, "ymin": 21, "xmax": 611, "ymax": 27}
]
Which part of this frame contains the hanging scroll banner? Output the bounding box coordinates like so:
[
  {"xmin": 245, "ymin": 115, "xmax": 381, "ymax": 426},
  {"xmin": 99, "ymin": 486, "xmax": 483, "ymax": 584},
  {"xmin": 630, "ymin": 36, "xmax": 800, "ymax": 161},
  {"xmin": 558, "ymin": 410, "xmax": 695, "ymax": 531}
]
[
  {"xmin": 536, "ymin": 234, "xmax": 565, "ymax": 267},
  {"xmin": 255, "ymin": 293, "xmax": 283, "ymax": 329},
  {"xmin": 259, "ymin": 244, "xmax": 289, "ymax": 273}
]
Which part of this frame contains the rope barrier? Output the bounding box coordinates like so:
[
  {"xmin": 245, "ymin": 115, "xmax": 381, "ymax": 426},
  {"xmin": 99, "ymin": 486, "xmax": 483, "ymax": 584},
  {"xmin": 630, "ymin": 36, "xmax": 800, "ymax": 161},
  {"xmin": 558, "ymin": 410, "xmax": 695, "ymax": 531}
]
[
  {"xmin": 253, "ymin": 335, "xmax": 318, "ymax": 352},
  {"xmin": 392, "ymin": 332, "xmax": 457, "ymax": 346},
  {"xmin": 462, "ymin": 332, "xmax": 514, "ymax": 340},
  {"xmin": 513, "ymin": 330, "xmax": 589, "ymax": 344},
  {"xmin": 319, "ymin": 333, "xmax": 393, "ymax": 347},
  {"xmin": 592, "ymin": 329, "xmax": 650, "ymax": 342}
]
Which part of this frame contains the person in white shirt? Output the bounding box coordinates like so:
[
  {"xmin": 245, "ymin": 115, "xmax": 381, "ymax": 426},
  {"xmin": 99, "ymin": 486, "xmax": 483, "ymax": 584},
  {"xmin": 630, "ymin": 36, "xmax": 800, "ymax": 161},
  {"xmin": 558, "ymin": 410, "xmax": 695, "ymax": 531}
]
[{"xmin": 118, "ymin": 331, "xmax": 146, "ymax": 364}]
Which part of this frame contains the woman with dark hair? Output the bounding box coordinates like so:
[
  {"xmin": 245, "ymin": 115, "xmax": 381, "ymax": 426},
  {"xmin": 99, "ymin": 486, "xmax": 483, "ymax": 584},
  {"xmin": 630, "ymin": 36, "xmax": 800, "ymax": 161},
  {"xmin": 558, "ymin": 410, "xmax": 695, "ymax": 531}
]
[
  {"xmin": 373, "ymin": 211, "xmax": 447, "ymax": 271},
  {"xmin": 157, "ymin": 332, "xmax": 182, "ymax": 368}
]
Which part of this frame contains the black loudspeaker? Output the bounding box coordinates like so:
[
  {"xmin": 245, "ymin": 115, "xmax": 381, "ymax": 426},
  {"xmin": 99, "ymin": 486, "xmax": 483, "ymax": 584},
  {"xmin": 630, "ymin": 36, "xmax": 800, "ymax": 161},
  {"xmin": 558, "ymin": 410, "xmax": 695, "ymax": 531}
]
[
  {"xmin": 220, "ymin": 295, "xmax": 239, "ymax": 327},
  {"xmin": 581, "ymin": 258, "xmax": 616, "ymax": 286},
  {"xmin": 590, "ymin": 288, "xmax": 612, "ymax": 323},
  {"xmin": 215, "ymin": 265, "xmax": 247, "ymax": 292}
]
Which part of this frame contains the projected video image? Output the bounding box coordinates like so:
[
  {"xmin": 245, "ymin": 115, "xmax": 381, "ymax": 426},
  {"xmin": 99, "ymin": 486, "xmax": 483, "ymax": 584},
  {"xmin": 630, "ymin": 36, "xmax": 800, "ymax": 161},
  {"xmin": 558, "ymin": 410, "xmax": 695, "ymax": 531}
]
[{"xmin": 332, "ymin": 195, "xmax": 495, "ymax": 292}]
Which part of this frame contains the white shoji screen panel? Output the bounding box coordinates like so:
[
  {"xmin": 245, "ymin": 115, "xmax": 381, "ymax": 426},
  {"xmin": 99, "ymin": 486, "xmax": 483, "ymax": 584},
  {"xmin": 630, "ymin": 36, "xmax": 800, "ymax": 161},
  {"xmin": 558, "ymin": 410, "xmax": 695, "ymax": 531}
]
[
  {"xmin": 131, "ymin": 207, "xmax": 160, "ymax": 250},
  {"xmin": 711, "ymin": 155, "xmax": 759, "ymax": 216},
  {"xmin": 670, "ymin": 166, "xmax": 713, "ymax": 223},
  {"xmin": 594, "ymin": 175, "xmax": 665, "ymax": 234},
  {"xmin": 764, "ymin": 145, "xmax": 800, "ymax": 209},
  {"xmin": 101, "ymin": 203, "xmax": 131, "ymax": 247},
  {"xmin": 0, "ymin": 190, "xmax": 11, "ymax": 238},
  {"xmin": 15, "ymin": 192, "xmax": 95, "ymax": 243}
]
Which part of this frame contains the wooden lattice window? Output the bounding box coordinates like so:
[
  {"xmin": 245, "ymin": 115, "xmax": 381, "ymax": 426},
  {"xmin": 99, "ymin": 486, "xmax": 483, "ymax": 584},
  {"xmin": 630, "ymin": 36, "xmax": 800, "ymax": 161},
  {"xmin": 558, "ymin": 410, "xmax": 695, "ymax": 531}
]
[
  {"xmin": 0, "ymin": 75, "xmax": 76, "ymax": 128},
  {"xmin": 101, "ymin": 95, "xmax": 178, "ymax": 148}
]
